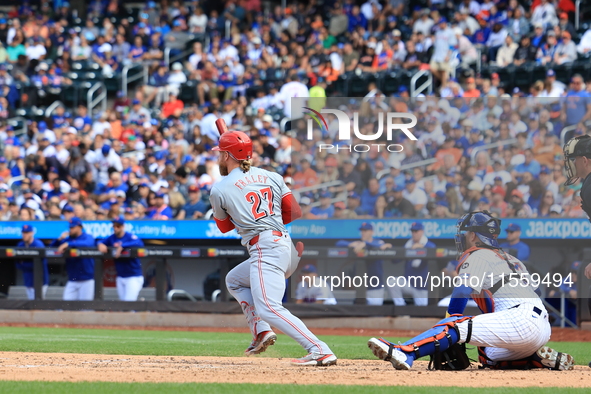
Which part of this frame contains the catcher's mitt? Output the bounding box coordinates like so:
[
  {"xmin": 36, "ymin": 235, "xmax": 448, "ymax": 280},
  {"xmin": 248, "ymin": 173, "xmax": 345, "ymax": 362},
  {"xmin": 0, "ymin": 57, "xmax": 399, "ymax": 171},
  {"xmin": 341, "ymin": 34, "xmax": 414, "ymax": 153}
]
[{"xmin": 428, "ymin": 342, "xmax": 472, "ymax": 371}]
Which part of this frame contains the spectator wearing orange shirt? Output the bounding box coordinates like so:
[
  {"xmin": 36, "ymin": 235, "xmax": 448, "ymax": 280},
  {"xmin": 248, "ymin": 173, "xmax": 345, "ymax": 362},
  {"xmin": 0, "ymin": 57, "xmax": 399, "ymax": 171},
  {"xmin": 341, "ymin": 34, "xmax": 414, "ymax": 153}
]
[
  {"xmin": 292, "ymin": 158, "xmax": 318, "ymax": 189},
  {"xmin": 0, "ymin": 157, "xmax": 11, "ymax": 181},
  {"xmin": 431, "ymin": 137, "xmax": 462, "ymax": 171},
  {"xmin": 318, "ymin": 60, "xmax": 340, "ymax": 83},
  {"xmin": 463, "ymin": 77, "xmax": 481, "ymax": 97},
  {"xmin": 532, "ymin": 134, "xmax": 562, "ymax": 167},
  {"xmin": 161, "ymin": 92, "xmax": 184, "ymax": 119}
]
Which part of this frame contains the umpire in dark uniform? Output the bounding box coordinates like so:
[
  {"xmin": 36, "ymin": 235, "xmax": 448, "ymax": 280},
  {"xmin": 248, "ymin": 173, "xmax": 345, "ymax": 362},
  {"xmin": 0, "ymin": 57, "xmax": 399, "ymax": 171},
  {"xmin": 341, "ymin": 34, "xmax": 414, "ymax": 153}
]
[{"xmin": 563, "ymin": 135, "xmax": 591, "ymax": 316}]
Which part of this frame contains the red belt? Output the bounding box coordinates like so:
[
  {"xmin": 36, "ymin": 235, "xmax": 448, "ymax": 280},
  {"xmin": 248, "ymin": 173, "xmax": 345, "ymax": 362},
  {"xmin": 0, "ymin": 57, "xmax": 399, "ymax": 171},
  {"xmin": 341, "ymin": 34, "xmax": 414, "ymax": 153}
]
[{"xmin": 249, "ymin": 231, "xmax": 282, "ymax": 245}]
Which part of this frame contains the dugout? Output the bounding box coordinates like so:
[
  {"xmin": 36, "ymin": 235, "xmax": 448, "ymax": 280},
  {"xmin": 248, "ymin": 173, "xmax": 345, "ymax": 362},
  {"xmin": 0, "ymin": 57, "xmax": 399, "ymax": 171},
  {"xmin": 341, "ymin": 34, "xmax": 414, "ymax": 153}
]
[{"xmin": 0, "ymin": 232, "xmax": 589, "ymax": 327}]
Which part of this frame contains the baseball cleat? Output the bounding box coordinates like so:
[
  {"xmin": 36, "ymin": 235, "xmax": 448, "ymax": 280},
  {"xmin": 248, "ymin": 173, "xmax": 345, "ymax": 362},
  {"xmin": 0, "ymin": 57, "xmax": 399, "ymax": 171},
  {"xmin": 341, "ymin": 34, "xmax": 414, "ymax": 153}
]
[
  {"xmin": 290, "ymin": 352, "xmax": 337, "ymax": 366},
  {"xmin": 368, "ymin": 337, "xmax": 411, "ymax": 370},
  {"xmin": 536, "ymin": 346, "xmax": 575, "ymax": 371},
  {"xmin": 244, "ymin": 331, "xmax": 277, "ymax": 356}
]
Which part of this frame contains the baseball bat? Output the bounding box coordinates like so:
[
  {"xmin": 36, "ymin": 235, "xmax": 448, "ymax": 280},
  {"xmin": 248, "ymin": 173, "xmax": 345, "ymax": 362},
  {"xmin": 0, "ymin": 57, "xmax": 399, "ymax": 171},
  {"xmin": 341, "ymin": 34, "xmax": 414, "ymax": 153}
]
[{"xmin": 215, "ymin": 119, "xmax": 229, "ymax": 136}]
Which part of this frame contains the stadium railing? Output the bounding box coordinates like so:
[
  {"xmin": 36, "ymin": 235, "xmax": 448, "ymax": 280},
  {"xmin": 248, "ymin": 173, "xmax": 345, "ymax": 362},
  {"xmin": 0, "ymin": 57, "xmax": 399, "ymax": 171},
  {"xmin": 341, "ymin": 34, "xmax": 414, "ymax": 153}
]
[
  {"xmin": 470, "ymin": 139, "xmax": 518, "ymax": 164},
  {"xmin": 88, "ymin": 82, "xmax": 108, "ymax": 116},
  {"xmin": 121, "ymin": 63, "xmax": 148, "ymax": 98}
]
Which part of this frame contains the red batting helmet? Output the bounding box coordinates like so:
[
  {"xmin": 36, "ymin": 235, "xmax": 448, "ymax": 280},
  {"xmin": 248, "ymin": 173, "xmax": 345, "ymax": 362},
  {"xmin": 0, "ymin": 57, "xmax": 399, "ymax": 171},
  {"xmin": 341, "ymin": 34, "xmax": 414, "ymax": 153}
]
[{"xmin": 212, "ymin": 131, "xmax": 252, "ymax": 161}]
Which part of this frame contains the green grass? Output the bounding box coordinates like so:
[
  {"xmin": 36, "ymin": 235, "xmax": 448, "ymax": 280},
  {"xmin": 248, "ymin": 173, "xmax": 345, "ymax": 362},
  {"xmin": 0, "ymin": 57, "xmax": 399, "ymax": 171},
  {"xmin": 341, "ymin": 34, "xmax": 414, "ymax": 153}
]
[
  {"xmin": 0, "ymin": 382, "xmax": 589, "ymax": 394},
  {"xmin": 0, "ymin": 327, "xmax": 589, "ymax": 365}
]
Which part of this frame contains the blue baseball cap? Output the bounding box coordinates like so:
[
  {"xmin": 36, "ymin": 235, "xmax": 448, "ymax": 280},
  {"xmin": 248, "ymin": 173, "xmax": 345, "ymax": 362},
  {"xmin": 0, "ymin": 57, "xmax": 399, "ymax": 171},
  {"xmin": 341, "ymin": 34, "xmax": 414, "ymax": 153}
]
[
  {"xmin": 301, "ymin": 264, "xmax": 317, "ymax": 273},
  {"xmin": 124, "ymin": 207, "xmax": 134, "ymax": 214},
  {"xmin": 62, "ymin": 205, "xmax": 74, "ymax": 213},
  {"xmin": 410, "ymin": 222, "xmax": 424, "ymax": 231},
  {"xmin": 470, "ymin": 128, "xmax": 480, "ymax": 134},
  {"xmin": 505, "ymin": 223, "xmax": 521, "ymax": 232},
  {"xmin": 21, "ymin": 224, "xmax": 34, "ymax": 233},
  {"xmin": 112, "ymin": 216, "xmax": 125, "ymax": 226},
  {"xmin": 155, "ymin": 192, "xmax": 166, "ymax": 198},
  {"xmin": 359, "ymin": 222, "xmax": 374, "ymax": 231},
  {"xmin": 394, "ymin": 184, "xmax": 405, "ymax": 192},
  {"xmin": 494, "ymin": 176, "xmax": 502, "ymax": 181},
  {"xmin": 173, "ymin": 19, "xmax": 182, "ymax": 27},
  {"xmin": 547, "ymin": 69, "xmax": 556, "ymax": 77},
  {"xmin": 445, "ymin": 182, "xmax": 456, "ymax": 190},
  {"xmin": 571, "ymin": 261, "xmax": 581, "ymax": 271},
  {"xmin": 348, "ymin": 192, "xmax": 361, "ymax": 199},
  {"xmin": 540, "ymin": 166, "xmax": 551, "ymax": 174},
  {"xmin": 436, "ymin": 200, "xmax": 449, "ymax": 208},
  {"xmin": 0, "ymin": 157, "xmax": 6, "ymax": 164},
  {"xmin": 132, "ymin": 98, "xmax": 141, "ymax": 105},
  {"xmin": 435, "ymin": 190, "xmax": 446, "ymax": 200},
  {"xmin": 69, "ymin": 217, "xmax": 83, "ymax": 228},
  {"xmin": 479, "ymin": 197, "xmax": 490, "ymax": 204},
  {"xmin": 38, "ymin": 121, "xmax": 47, "ymax": 131},
  {"xmin": 438, "ymin": 17, "xmax": 447, "ymax": 24},
  {"xmin": 406, "ymin": 177, "xmax": 416, "ymax": 184},
  {"xmin": 102, "ymin": 144, "xmax": 111, "ymax": 155},
  {"xmin": 320, "ymin": 191, "xmax": 332, "ymax": 198}
]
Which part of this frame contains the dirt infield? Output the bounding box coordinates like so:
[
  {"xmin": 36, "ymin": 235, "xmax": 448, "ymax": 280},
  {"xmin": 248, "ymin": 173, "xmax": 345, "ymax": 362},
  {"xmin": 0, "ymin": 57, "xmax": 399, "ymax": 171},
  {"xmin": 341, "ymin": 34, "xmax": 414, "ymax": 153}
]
[
  {"xmin": 1, "ymin": 323, "xmax": 590, "ymax": 341},
  {"xmin": 0, "ymin": 352, "xmax": 589, "ymax": 387}
]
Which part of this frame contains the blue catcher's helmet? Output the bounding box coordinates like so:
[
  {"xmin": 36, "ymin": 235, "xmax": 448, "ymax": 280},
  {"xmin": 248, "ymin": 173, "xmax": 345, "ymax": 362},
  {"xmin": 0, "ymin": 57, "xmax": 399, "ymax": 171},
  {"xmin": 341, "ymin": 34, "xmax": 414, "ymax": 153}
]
[{"xmin": 455, "ymin": 210, "xmax": 501, "ymax": 257}]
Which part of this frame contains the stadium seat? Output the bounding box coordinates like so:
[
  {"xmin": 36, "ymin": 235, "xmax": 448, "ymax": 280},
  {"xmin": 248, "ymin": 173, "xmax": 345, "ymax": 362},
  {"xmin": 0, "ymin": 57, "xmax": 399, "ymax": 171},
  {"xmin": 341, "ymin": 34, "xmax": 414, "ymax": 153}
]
[
  {"xmin": 531, "ymin": 64, "xmax": 548, "ymax": 83},
  {"xmin": 347, "ymin": 73, "xmax": 377, "ymax": 96},
  {"xmin": 179, "ymin": 81, "xmax": 197, "ymax": 103},
  {"xmin": 571, "ymin": 60, "xmax": 591, "ymax": 81},
  {"xmin": 553, "ymin": 64, "xmax": 573, "ymax": 84},
  {"xmin": 379, "ymin": 71, "xmax": 400, "ymax": 96},
  {"xmin": 514, "ymin": 64, "xmax": 533, "ymax": 90}
]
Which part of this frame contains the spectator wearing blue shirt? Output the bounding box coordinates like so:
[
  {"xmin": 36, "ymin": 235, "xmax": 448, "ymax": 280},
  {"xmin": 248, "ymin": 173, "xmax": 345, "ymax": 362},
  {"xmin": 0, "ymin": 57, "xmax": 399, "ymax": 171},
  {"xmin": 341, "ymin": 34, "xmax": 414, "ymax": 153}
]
[
  {"xmin": 347, "ymin": 5, "xmax": 367, "ymax": 33},
  {"xmin": 73, "ymin": 105, "xmax": 92, "ymax": 134},
  {"xmin": 336, "ymin": 222, "xmax": 392, "ymax": 305},
  {"xmin": 50, "ymin": 217, "xmax": 97, "ymax": 300},
  {"xmin": 97, "ymin": 217, "xmax": 145, "ymax": 301},
  {"xmin": 513, "ymin": 149, "xmax": 541, "ymax": 178},
  {"xmin": 310, "ymin": 191, "xmax": 334, "ymax": 218},
  {"xmin": 563, "ymin": 74, "xmax": 591, "ymax": 128},
  {"xmin": 177, "ymin": 185, "xmax": 211, "ymax": 219},
  {"xmin": 4, "ymin": 125, "xmax": 20, "ymax": 146},
  {"xmin": 389, "ymin": 222, "xmax": 436, "ymax": 306},
  {"xmin": 359, "ymin": 178, "xmax": 381, "ymax": 216},
  {"xmin": 148, "ymin": 192, "xmax": 174, "ymax": 219},
  {"xmin": 16, "ymin": 224, "xmax": 49, "ymax": 300},
  {"xmin": 499, "ymin": 223, "xmax": 530, "ymax": 262},
  {"xmin": 464, "ymin": 128, "xmax": 486, "ymax": 158}
]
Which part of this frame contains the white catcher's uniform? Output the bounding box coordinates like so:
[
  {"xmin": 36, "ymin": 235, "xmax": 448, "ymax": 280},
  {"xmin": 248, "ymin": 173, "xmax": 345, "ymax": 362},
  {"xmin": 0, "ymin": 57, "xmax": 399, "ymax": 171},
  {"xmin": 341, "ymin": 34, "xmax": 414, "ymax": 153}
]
[
  {"xmin": 210, "ymin": 167, "xmax": 333, "ymax": 354},
  {"xmin": 455, "ymin": 248, "xmax": 551, "ymax": 363}
]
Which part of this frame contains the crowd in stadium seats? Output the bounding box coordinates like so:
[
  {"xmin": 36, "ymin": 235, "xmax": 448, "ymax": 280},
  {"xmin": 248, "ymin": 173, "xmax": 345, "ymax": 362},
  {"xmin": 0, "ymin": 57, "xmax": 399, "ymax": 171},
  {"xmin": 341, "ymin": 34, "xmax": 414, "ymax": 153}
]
[{"xmin": 0, "ymin": 1, "xmax": 590, "ymax": 221}]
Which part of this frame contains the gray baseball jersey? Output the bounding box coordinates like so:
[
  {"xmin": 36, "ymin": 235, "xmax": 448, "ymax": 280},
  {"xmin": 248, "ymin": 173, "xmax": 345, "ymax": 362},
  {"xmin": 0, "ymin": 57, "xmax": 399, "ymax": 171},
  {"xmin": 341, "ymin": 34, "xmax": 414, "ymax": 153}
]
[{"xmin": 210, "ymin": 166, "xmax": 289, "ymax": 246}]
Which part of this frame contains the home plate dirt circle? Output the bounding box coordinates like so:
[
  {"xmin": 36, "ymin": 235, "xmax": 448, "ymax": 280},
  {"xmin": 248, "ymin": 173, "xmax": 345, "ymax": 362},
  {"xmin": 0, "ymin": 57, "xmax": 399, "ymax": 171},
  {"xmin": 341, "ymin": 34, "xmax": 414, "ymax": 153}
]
[{"xmin": 0, "ymin": 352, "xmax": 589, "ymax": 387}]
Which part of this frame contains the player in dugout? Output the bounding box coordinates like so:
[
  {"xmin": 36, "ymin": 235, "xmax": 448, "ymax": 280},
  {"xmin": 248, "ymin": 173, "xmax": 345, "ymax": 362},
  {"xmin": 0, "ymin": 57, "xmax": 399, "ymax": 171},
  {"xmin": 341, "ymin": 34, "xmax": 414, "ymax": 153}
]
[{"xmin": 97, "ymin": 217, "xmax": 145, "ymax": 301}]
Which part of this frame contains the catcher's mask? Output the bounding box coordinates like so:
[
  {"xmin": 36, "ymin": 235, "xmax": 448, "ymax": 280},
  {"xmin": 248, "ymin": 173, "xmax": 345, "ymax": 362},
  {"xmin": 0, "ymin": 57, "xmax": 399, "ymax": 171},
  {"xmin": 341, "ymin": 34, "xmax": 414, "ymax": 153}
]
[
  {"xmin": 563, "ymin": 135, "xmax": 591, "ymax": 186},
  {"xmin": 455, "ymin": 210, "xmax": 501, "ymax": 257}
]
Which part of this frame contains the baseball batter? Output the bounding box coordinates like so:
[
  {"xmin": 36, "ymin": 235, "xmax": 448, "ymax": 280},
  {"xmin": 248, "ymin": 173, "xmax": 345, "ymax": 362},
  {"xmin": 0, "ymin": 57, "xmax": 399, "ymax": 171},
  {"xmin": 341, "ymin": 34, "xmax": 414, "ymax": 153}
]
[
  {"xmin": 563, "ymin": 135, "xmax": 591, "ymax": 316},
  {"xmin": 209, "ymin": 119, "xmax": 337, "ymax": 366},
  {"xmin": 368, "ymin": 211, "xmax": 574, "ymax": 371}
]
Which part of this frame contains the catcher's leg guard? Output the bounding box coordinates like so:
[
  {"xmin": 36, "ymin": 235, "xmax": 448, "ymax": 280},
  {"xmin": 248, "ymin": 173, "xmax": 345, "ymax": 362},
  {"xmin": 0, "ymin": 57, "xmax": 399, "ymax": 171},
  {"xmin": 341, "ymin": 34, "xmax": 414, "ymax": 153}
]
[{"xmin": 378, "ymin": 314, "xmax": 473, "ymax": 367}]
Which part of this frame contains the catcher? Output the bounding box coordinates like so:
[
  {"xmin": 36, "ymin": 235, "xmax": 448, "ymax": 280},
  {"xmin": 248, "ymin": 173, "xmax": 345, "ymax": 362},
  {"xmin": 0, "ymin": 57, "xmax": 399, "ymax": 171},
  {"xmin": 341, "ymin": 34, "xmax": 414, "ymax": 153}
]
[{"xmin": 368, "ymin": 211, "xmax": 575, "ymax": 371}]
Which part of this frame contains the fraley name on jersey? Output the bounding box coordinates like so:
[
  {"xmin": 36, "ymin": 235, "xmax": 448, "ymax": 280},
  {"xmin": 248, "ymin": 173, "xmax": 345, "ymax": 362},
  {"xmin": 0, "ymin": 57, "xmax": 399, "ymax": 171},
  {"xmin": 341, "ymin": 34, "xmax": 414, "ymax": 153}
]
[{"xmin": 233, "ymin": 175, "xmax": 270, "ymax": 190}]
